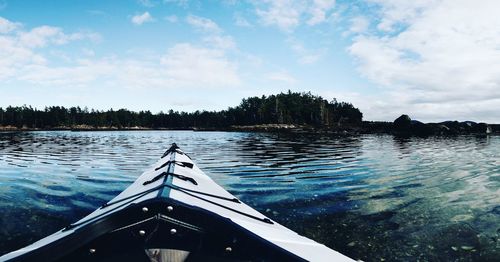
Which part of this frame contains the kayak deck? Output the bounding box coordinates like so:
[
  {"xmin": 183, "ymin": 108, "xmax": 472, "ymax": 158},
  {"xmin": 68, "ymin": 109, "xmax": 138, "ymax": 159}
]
[{"xmin": 1, "ymin": 144, "xmax": 354, "ymax": 262}]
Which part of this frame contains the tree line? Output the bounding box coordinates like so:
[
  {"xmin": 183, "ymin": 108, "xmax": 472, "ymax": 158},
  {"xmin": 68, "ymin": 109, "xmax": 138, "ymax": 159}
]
[{"xmin": 0, "ymin": 91, "xmax": 362, "ymax": 129}]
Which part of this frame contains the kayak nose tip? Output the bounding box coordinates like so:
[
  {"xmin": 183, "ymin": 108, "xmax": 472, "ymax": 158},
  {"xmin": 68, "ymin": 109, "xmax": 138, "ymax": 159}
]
[{"xmin": 162, "ymin": 143, "xmax": 181, "ymax": 158}]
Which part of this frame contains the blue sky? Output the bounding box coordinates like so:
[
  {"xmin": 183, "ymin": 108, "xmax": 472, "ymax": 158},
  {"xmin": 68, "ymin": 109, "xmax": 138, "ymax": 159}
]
[{"xmin": 1, "ymin": 0, "xmax": 499, "ymax": 122}]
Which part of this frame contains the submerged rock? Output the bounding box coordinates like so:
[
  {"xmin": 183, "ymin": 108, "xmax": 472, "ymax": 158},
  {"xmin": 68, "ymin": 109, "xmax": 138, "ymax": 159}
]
[{"xmin": 460, "ymin": 245, "xmax": 475, "ymax": 251}]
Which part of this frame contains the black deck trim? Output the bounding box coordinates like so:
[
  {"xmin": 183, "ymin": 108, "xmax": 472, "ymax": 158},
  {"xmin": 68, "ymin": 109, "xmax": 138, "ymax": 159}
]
[
  {"xmin": 143, "ymin": 171, "xmax": 197, "ymax": 186},
  {"xmin": 154, "ymin": 160, "xmax": 193, "ymax": 171}
]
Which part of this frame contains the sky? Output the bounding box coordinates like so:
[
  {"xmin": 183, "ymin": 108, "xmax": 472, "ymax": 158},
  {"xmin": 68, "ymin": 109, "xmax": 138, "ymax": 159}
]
[{"xmin": 0, "ymin": 0, "xmax": 499, "ymax": 123}]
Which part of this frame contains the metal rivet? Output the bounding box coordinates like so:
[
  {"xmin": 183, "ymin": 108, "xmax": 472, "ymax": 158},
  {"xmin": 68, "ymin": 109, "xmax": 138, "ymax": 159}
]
[
  {"xmin": 170, "ymin": 228, "xmax": 177, "ymax": 234},
  {"xmin": 139, "ymin": 230, "xmax": 146, "ymax": 236},
  {"xmin": 225, "ymin": 247, "xmax": 232, "ymax": 252},
  {"xmin": 167, "ymin": 206, "xmax": 173, "ymax": 212},
  {"xmin": 89, "ymin": 248, "xmax": 96, "ymax": 254},
  {"xmin": 142, "ymin": 207, "xmax": 148, "ymax": 212}
]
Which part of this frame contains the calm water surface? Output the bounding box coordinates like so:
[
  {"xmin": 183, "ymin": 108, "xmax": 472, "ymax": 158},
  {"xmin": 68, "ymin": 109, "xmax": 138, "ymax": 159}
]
[{"xmin": 0, "ymin": 131, "xmax": 498, "ymax": 261}]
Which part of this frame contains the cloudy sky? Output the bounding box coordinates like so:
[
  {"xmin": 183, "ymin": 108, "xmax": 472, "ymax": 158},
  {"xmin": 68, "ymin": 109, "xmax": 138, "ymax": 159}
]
[{"xmin": 0, "ymin": 0, "xmax": 498, "ymax": 122}]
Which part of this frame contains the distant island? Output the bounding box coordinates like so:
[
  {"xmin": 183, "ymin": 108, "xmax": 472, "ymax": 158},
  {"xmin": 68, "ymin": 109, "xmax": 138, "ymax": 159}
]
[
  {"xmin": 364, "ymin": 115, "xmax": 497, "ymax": 136},
  {"xmin": 0, "ymin": 91, "xmax": 498, "ymax": 135}
]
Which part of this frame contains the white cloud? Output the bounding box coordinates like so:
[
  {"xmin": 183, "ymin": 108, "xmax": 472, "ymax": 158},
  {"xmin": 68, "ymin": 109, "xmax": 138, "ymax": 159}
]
[
  {"xmin": 165, "ymin": 15, "xmax": 178, "ymax": 23},
  {"xmin": 106, "ymin": 43, "xmax": 241, "ymax": 89},
  {"xmin": 256, "ymin": 0, "xmax": 302, "ymax": 32},
  {"xmin": 267, "ymin": 70, "xmax": 297, "ymax": 84},
  {"xmin": 17, "ymin": 26, "xmax": 100, "ymax": 48},
  {"xmin": 0, "ymin": 15, "xmax": 243, "ymax": 92},
  {"xmin": 185, "ymin": 15, "xmax": 235, "ymax": 50},
  {"xmin": 0, "ymin": 36, "xmax": 44, "ymax": 80},
  {"xmin": 18, "ymin": 26, "xmax": 62, "ymax": 48},
  {"xmin": 19, "ymin": 60, "xmax": 115, "ymax": 87},
  {"xmin": 307, "ymin": 0, "xmax": 335, "ymax": 25},
  {"xmin": 234, "ymin": 14, "xmax": 252, "ymax": 27},
  {"xmin": 368, "ymin": 0, "xmax": 439, "ymax": 32},
  {"xmin": 159, "ymin": 43, "xmax": 240, "ymax": 88},
  {"xmin": 255, "ymin": 0, "xmax": 335, "ymax": 32},
  {"xmin": 186, "ymin": 15, "xmax": 221, "ymax": 34},
  {"xmin": 288, "ymin": 38, "xmax": 325, "ymax": 64},
  {"xmin": 0, "ymin": 17, "xmax": 101, "ymax": 82},
  {"xmin": 0, "ymin": 16, "xmax": 20, "ymax": 33},
  {"xmin": 203, "ymin": 35, "xmax": 235, "ymax": 50},
  {"xmin": 7, "ymin": 43, "xmax": 241, "ymax": 90},
  {"xmin": 348, "ymin": 0, "xmax": 500, "ymax": 122},
  {"xmin": 131, "ymin": 12, "xmax": 153, "ymax": 25},
  {"xmin": 348, "ymin": 16, "xmax": 369, "ymax": 34}
]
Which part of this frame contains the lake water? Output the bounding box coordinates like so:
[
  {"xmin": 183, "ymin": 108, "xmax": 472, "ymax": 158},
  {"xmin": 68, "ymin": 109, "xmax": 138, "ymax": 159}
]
[{"xmin": 0, "ymin": 131, "xmax": 498, "ymax": 261}]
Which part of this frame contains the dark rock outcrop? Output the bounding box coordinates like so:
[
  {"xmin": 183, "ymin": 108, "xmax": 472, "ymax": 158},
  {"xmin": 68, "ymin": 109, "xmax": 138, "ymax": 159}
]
[
  {"xmin": 393, "ymin": 115, "xmax": 432, "ymax": 136},
  {"xmin": 393, "ymin": 115, "xmax": 412, "ymax": 132},
  {"xmin": 392, "ymin": 115, "xmax": 494, "ymax": 136}
]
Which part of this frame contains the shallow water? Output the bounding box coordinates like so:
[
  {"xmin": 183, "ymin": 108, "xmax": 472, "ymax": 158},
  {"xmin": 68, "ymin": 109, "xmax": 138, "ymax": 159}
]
[{"xmin": 0, "ymin": 131, "xmax": 498, "ymax": 261}]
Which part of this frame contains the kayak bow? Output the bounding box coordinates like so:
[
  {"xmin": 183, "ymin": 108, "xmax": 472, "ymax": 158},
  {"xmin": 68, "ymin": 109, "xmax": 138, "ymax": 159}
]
[{"xmin": 1, "ymin": 144, "xmax": 354, "ymax": 262}]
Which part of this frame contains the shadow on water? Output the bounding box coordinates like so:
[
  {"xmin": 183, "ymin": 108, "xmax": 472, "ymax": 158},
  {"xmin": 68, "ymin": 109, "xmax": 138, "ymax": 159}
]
[{"xmin": 0, "ymin": 131, "xmax": 499, "ymax": 261}]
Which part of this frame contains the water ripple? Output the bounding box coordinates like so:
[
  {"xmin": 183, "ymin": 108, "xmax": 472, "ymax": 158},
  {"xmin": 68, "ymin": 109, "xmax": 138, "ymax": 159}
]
[{"xmin": 0, "ymin": 131, "xmax": 498, "ymax": 261}]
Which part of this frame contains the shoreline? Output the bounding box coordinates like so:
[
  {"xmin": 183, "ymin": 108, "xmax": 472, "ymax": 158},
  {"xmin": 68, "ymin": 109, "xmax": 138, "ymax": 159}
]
[
  {"xmin": 0, "ymin": 125, "xmax": 191, "ymax": 132},
  {"xmin": 1, "ymin": 123, "xmax": 498, "ymax": 135}
]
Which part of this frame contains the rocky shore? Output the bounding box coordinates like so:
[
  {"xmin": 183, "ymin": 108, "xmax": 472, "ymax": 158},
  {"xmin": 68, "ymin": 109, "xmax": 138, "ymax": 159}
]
[
  {"xmin": 198, "ymin": 117, "xmax": 499, "ymax": 136},
  {"xmin": 389, "ymin": 115, "xmax": 496, "ymax": 136},
  {"xmin": 0, "ymin": 125, "xmax": 187, "ymax": 131},
  {"xmin": 1, "ymin": 116, "xmax": 498, "ymax": 136}
]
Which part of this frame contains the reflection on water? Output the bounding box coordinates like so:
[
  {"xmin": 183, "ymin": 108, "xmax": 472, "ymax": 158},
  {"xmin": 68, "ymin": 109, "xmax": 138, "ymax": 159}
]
[{"xmin": 0, "ymin": 131, "xmax": 498, "ymax": 261}]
